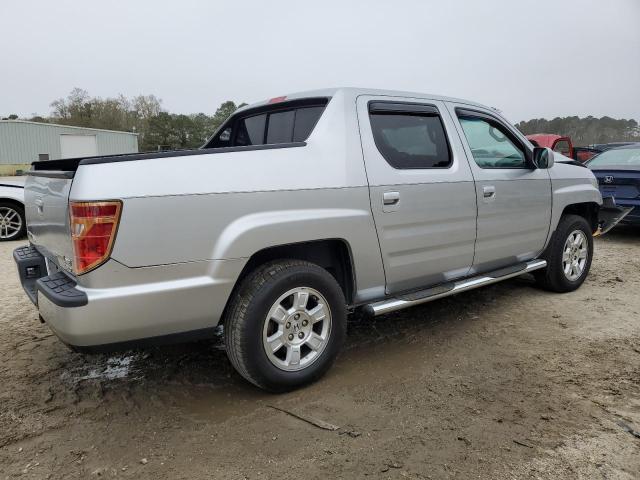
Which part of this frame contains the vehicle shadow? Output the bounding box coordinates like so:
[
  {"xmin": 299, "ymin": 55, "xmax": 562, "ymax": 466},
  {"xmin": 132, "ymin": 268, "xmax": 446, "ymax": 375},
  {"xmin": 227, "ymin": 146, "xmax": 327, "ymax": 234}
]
[
  {"xmin": 598, "ymin": 224, "xmax": 640, "ymax": 244},
  {"xmin": 60, "ymin": 226, "xmax": 637, "ymax": 404},
  {"xmin": 57, "ymin": 274, "xmax": 538, "ymax": 424}
]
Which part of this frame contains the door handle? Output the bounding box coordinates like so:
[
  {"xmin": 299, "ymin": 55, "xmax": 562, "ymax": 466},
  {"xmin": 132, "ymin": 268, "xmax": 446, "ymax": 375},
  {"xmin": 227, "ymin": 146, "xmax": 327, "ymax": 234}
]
[
  {"xmin": 383, "ymin": 191, "xmax": 400, "ymax": 205},
  {"xmin": 483, "ymin": 186, "xmax": 496, "ymax": 199}
]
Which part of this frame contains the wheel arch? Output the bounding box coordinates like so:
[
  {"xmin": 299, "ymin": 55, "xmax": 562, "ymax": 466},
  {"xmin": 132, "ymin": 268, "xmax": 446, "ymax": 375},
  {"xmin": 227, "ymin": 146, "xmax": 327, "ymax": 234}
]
[
  {"xmin": 0, "ymin": 197, "xmax": 26, "ymax": 215},
  {"xmin": 0, "ymin": 197, "xmax": 25, "ymax": 210},
  {"xmin": 221, "ymin": 239, "xmax": 356, "ymax": 324},
  {"xmin": 561, "ymin": 201, "xmax": 600, "ymax": 233}
]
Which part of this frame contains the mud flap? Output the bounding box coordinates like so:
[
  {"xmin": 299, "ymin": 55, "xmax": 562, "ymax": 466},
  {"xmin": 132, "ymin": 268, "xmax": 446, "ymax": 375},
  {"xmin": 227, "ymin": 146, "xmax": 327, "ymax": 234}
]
[{"xmin": 595, "ymin": 197, "xmax": 634, "ymax": 236}]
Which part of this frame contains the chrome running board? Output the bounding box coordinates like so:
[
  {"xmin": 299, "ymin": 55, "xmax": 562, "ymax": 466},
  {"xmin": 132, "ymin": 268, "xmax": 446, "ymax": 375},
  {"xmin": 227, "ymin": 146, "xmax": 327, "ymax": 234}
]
[{"xmin": 365, "ymin": 259, "xmax": 547, "ymax": 317}]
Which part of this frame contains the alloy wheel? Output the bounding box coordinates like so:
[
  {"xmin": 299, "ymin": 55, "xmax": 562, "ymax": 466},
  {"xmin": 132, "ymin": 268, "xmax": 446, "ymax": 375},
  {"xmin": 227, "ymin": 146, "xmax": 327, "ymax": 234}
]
[
  {"xmin": 0, "ymin": 206, "xmax": 23, "ymax": 239},
  {"xmin": 262, "ymin": 287, "xmax": 332, "ymax": 372},
  {"xmin": 562, "ymin": 229, "xmax": 588, "ymax": 281}
]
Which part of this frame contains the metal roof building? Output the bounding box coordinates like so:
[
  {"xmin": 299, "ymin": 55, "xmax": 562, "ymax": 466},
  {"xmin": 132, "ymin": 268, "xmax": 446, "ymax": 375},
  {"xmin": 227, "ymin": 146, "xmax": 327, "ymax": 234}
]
[{"xmin": 0, "ymin": 120, "xmax": 138, "ymax": 174}]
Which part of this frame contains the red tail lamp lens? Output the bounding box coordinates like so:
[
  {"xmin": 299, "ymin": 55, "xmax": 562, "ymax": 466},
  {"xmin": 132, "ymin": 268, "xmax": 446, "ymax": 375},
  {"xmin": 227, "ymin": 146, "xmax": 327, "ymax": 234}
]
[{"xmin": 70, "ymin": 201, "xmax": 122, "ymax": 274}]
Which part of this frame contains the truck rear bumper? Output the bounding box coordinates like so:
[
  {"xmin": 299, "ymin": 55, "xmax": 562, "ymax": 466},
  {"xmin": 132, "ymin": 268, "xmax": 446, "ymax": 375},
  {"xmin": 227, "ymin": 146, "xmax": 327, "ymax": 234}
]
[{"xmin": 14, "ymin": 245, "xmax": 243, "ymax": 349}]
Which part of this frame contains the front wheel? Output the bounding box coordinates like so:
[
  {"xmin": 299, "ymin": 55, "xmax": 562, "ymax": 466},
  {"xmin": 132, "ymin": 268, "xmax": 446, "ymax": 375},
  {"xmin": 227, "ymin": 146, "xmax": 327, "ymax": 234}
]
[
  {"xmin": 224, "ymin": 260, "xmax": 347, "ymax": 392},
  {"xmin": 0, "ymin": 202, "xmax": 26, "ymax": 241},
  {"xmin": 535, "ymin": 214, "xmax": 594, "ymax": 292}
]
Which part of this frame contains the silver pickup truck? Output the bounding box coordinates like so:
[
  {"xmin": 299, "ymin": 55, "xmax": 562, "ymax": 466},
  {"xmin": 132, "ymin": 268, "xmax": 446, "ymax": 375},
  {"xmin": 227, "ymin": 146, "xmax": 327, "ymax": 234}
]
[{"xmin": 14, "ymin": 88, "xmax": 627, "ymax": 391}]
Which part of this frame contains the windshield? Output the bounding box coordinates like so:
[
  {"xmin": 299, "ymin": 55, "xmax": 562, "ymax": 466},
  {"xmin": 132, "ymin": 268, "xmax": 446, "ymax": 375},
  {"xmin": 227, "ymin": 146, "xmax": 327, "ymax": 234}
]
[{"xmin": 588, "ymin": 147, "xmax": 640, "ymax": 167}]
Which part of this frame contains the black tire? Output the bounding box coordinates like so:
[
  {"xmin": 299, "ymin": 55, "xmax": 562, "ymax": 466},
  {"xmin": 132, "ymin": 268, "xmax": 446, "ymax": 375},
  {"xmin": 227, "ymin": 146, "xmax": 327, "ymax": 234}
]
[
  {"xmin": 224, "ymin": 259, "xmax": 347, "ymax": 392},
  {"xmin": 534, "ymin": 214, "xmax": 593, "ymax": 293},
  {"xmin": 0, "ymin": 201, "xmax": 26, "ymax": 242}
]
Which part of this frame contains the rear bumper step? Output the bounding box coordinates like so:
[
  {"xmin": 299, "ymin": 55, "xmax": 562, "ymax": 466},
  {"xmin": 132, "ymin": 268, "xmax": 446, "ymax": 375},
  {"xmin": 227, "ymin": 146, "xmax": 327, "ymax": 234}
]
[
  {"xmin": 13, "ymin": 245, "xmax": 87, "ymax": 308},
  {"xmin": 13, "ymin": 245, "xmax": 46, "ymax": 305},
  {"xmin": 37, "ymin": 272, "xmax": 88, "ymax": 307},
  {"xmin": 365, "ymin": 259, "xmax": 547, "ymax": 316}
]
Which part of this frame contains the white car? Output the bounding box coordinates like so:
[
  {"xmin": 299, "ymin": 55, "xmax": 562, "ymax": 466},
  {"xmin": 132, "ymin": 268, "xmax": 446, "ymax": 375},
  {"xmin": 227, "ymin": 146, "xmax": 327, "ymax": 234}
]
[{"xmin": 0, "ymin": 176, "xmax": 26, "ymax": 241}]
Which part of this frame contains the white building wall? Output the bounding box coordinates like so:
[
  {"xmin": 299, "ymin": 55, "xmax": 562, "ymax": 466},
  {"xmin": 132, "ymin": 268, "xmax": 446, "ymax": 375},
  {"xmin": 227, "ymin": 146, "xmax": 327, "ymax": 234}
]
[{"xmin": 0, "ymin": 121, "xmax": 138, "ymax": 165}]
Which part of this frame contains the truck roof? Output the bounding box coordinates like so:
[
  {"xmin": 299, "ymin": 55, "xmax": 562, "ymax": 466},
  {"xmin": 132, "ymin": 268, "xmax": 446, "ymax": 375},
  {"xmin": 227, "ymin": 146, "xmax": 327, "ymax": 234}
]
[{"xmin": 237, "ymin": 87, "xmax": 493, "ymax": 114}]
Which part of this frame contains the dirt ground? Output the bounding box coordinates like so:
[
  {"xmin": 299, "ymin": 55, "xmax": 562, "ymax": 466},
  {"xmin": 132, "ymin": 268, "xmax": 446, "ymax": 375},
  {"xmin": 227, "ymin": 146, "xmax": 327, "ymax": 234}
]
[{"xmin": 1, "ymin": 229, "xmax": 639, "ymax": 479}]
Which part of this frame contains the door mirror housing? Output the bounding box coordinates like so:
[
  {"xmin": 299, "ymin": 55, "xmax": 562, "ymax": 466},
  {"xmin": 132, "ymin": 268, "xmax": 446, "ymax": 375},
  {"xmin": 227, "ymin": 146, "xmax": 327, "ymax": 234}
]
[{"xmin": 532, "ymin": 147, "xmax": 555, "ymax": 169}]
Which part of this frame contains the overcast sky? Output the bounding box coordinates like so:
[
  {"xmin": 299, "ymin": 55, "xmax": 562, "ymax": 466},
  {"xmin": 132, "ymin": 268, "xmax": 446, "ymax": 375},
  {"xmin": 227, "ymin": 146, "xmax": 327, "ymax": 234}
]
[{"xmin": 1, "ymin": 0, "xmax": 639, "ymax": 123}]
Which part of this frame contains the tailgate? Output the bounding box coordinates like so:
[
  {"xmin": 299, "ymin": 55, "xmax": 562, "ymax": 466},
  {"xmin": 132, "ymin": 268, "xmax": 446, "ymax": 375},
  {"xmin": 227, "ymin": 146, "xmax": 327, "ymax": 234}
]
[{"xmin": 24, "ymin": 172, "xmax": 75, "ymax": 273}]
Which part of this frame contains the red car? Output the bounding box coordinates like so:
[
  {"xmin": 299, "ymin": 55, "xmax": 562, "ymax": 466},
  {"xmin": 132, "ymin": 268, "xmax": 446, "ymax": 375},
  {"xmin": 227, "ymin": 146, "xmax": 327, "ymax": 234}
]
[
  {"xmin": 527, "ymin": 134, "xmax": 574, "ymax": 157},
  {"xmin": 526, "ymin": 134, "xmax": 599, "ymax": 163}
]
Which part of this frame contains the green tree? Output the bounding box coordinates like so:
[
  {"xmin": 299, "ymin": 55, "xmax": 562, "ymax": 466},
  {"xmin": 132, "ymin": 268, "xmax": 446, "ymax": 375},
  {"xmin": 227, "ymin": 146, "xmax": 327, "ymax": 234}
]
[
  {"xmin": 211, "ymin": 101, "xmax": 244, "ymax": 131},
  {"xmin": 140, "ymin": 100, "xmax": 245, "ymax": 151},
  {"xmin": 45, "ymin": 89, "xmax": 246, "ymax": 152},
  {"xmin": 144, "ymin": 112, "xmax": 178, "ymax": 150}
]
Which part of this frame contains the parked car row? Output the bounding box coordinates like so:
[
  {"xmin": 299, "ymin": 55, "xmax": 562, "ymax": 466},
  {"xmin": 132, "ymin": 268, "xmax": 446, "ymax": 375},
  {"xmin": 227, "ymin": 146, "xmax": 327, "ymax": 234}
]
[{"xmin": 527, "ymin": 133, "xmax": 640, "ymax": 164}]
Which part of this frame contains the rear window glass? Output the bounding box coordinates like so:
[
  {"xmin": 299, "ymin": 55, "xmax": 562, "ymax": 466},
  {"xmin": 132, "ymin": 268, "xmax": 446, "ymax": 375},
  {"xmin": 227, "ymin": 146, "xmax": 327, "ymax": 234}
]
[
  {"xmin": 266, "ymin": 110, "xmax": 295, "ymax": 144},
  {"xmin": 205, "ymin": 99, "xmax": 327, "ymax": 149},
  {"xmin": 236, "ymin": 114, "xmax": 266, "ymax": 146},
  {"xmin": 293, "ymin": 106, "xmax": 325, "ymax": 142},
  {"xmin": 588, "ymin": 147, "xmax": 640, "ymax": 166}
]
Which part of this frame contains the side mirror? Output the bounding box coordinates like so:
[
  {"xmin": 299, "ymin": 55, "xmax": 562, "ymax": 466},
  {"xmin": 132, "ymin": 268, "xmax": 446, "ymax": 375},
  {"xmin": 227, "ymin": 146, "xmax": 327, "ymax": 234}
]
[{"xmin": 532, "ymin": 147, "xmax": 555, "ymax": 169}]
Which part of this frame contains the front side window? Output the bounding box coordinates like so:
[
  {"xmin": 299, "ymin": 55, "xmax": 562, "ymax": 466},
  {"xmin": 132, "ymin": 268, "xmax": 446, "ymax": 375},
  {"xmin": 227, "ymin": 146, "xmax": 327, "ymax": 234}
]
[
  {"xmin": 458, "ymin": 116, "xmax": 526, "ymax": 168},
  {"xmin": 369, "ymin": 110, "xmax": 451, "ymax": 169}
]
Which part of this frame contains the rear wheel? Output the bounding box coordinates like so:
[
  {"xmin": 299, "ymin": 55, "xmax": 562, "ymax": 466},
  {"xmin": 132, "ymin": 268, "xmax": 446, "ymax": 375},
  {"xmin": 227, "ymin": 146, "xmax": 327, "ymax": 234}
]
[
  {"xmin": 0, "ymin": 202, "xmax": 26, "ymax": 241},
  {"xmin": 224, "ymin": 260, "xmax": 347, "ymax": 392},
  {"xmin": 535, "ymin": 214, "xmax": 593, "ymax": 292}
]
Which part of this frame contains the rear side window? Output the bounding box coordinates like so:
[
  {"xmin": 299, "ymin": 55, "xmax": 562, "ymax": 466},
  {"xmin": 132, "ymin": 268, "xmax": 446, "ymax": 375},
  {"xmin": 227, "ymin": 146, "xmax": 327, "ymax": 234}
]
[
  {"xmin": 205, "ymin": 99, "xmax": 328, "ymax": 149},
  {"xmin": 369, "ymin": 102, "xmax": 452, "ymax": 169}
]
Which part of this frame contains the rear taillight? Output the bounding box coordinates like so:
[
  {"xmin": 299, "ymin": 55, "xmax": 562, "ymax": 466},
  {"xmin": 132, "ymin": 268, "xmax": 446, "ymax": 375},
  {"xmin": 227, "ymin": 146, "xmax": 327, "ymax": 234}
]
[{"xmin": 69, "ymin": 201, "xmax": 122, "ymax": 275}]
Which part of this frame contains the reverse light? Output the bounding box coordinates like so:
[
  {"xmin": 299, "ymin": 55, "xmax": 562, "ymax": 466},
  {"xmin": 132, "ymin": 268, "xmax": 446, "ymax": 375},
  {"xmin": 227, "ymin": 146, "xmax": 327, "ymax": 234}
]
[{"xmin": 70, "ymin": 201, "xmax": 122, "ymax": 275}]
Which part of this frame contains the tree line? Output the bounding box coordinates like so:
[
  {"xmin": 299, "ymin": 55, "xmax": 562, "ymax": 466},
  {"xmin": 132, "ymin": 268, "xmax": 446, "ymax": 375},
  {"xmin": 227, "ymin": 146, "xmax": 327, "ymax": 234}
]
[
  {"xmin": 515, "ymin": 116, "xmax": 640, "ymax": 146},
  {"xmin": 3, "ymin": 89, "xmax": 639, "ymax": 150},
  {"xmin": 3, "ymin": 88, "xmax": 246, "ymax": 152}
]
